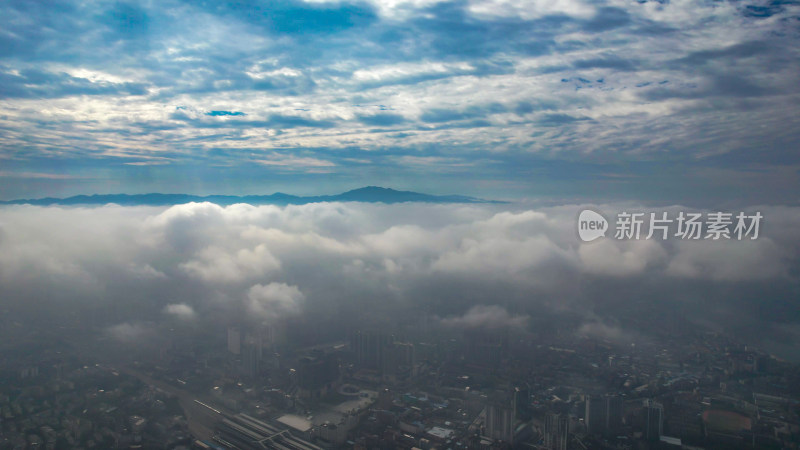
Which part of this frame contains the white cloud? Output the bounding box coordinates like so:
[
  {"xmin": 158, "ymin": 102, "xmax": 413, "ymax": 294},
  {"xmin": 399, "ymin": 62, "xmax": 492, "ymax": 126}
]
[
  {"xmin": 164, "ymin": 303, "xmax": 197, "ymax": 320},
  {"xmin": 665, "ymin": 238, "xmax": 788, "ymax": 281},
  {"xmin": 467, "ymin": 0, "xmax": 596, "ymax": 20},
  {"xmin": 245, "ymin": 282, "xmax": 305, "ymax": 323},
  {"xmin": 0, "ymin": 202, "xmax": 798, "ymax": 331},
  {"xmin": 181, "ymin": 244, "xmax": 281, "ymax": 283},
  {"xmin": 578, "ymin": 239, "xmax": 667, "ymax": 277}
]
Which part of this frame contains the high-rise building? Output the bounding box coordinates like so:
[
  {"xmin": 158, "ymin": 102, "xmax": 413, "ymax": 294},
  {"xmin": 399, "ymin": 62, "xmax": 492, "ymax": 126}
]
[
  {"xmin": 644, "ymin": 399, "xmax": 663, "ymax": 441},
  {"xmin": 463, "ymin": 328, "xmax": 507, "ymax": 367},
  {"xmin": 382, "ymin": 341, "xmax": 416, "ymax": 378},
  {"xmin": 607, "ymin": 395, "xmax": 623, "ymax": 433},
  {"xmin": 544, "ymin": 413, "xmax": 570, "ymax": 450},
  {"xmin": 227, "ymin": 327, "xmax": 241, "ymax": 355},
  {"xmin": 514, "ymin": 384, "xmax": 532, "ymax": 421},
  {"xmin": 486, "ymin": 391, "xmax": 516, "ymax": 443},
  {"xmin": 296, "ymin": 352, "xmax": 339, "ymax": 400},
  {"xmin": 241, "ymin": 333, "xmax": 262, "ymax": 379},
  {"xmin": 585, "ymin": 395, "xmax": 605, "ymax": 435},
  {"xmin": 351, "ymin": 330, "xmax": 394, "ymax": 372},
  {"xmin": 585, "ymin": 394, "xmax": 623, "ymax": 435}
]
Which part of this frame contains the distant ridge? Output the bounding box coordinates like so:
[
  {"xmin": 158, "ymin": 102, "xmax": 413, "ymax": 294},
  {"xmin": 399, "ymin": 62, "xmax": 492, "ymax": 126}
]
[{"xmin": 0, "ymin": 186, "xmax": 504, "ymax": 206}]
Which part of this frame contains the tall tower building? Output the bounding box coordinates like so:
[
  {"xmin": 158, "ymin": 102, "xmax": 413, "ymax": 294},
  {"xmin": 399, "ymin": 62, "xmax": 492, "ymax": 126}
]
[
  {"xmin": 585, "ymin": 394, "xmax": 623, "ymax": 435},
  {"xmin": 227, "ymin": 327, "xmax": 241, "ymax": 355},
  {"xmin": 607, "ymin": 395, "xmax": 623, "ymax": 433},
  {"xmin": 486, "ymin": 391, "xmax": 516, "ymax": 443},
  {"xmin": 241, "ymin": 333, "xmax": 262, "ymax": 379},
  {"xmin": 544, "ymin": 413, "xmax": 570, "ymax": 450},
  {"xmin": 513, "ymin": 384, "xmax": 532, "ymax": 421},
  {"xmin": 351, "ymin": 330, "xmax": 394, "ymax": 372},
  {"xmin": 644, "ymin": 399, "xmax": 663, "ymax": 441}
]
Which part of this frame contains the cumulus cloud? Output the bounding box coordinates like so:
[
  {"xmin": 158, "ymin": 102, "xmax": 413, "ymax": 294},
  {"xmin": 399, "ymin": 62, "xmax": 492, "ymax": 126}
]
[
  {"xmin": 578, "ymin": 239, "xmax": 667, "ymax": 277},
  {"xmin": 0, "ymin": 201, "xmax": 799, "ymax": 355},
  {"xmin": 164, "ymin": 303, "xmax": 197, "ymax": 320},
  {"xmin": 665, "ymin": 238, "xmax": 789, "ymax": 281},
  {"xmin": 245, "ymin": 283, "xmax": 305, "ymax": 323},
  {"xmin": 181, "ymin": 244, "xmax": 281, "ymax": 283}
]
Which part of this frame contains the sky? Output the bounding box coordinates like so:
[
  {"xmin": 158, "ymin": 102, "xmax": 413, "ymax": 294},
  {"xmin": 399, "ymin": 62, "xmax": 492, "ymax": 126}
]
[{"xmin": 1, "ymin": 0, "xmax": 799, "ymax": 203}]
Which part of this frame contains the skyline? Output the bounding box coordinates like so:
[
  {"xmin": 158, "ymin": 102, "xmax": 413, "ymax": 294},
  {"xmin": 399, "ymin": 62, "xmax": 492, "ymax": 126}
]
[{"xmin": 1, "ymin": 0, "xmax": 799, "ymax": 204}]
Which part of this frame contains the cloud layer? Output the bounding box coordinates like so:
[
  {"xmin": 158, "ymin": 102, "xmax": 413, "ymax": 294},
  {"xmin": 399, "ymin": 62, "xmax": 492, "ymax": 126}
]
[{"xmin": 1, "ymin": 201, "xmax": 799, "ymax": 356}]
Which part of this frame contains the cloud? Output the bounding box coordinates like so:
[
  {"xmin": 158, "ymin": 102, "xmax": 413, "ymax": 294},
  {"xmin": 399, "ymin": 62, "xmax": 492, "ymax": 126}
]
[
  {"xmin": 358, "ymin": 113, "xmax": 408, "ymax": 126},
  {"xmin": 245, "ymin": 282, "xmax": 304, "ymax": 323},
  {"xmin": 0, "ymin": 68, "xmax": 148, "ymax": 99},
  {"xmin": 106, "ymin": 322, "xmax": 154, "ymax": 343},
  {"xmin": 441, "ymin": 305, "xmax": 529, "ymax": 331},
  {"xmin": 181, "ymin": 244, "xmax": 281, "ymax": 283},
  {"xmin": 0, "ymin": 201, "xmax": 799, "ymax": 356},
  {"xmin": 0, "ymin": 0, "xmax": 797, "ymax": 202},
  {"xmin": 164, "ymin": 303, "xmax": 197, "ymax": 320},
  {"xmin": 578, "ymin": 239, "xmax": 666, "ymax": 277},
  {"xmin": 576, "ymin": 320, "xmax": 635, "ymax": 345},
  {"xmin": 0, "ymin": 171, "xmax": 81, "ymax": 180},
  {"xmin": 255, "ymin": 154, "xmax": 336, "ymax": 168},
  {"xmin": 665, "ymin": 238, "xmax": 789, "ymax": 281}
]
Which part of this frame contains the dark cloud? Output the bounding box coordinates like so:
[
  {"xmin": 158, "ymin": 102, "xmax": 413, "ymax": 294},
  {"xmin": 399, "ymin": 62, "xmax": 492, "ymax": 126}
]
[
  {"xmin": 676, "ymin": 41, "xmax": 770, "ymax": 66},
  {"xmin": 639, "ymin": 74, "xmax": 776, "ymax": 101},
  {"xmin": 581, "ymin": 7, "xmax": 631, "ymax": 32},
  {"xmin": 358, "ymin": 113, "xmax": 407, "ymax": 126},
  {"xmin": 420, "ymin": 102, "xmax": 507, "ymax": 123},
  {"xmin": 573, "ymin": 56, "xmax": 638, "ymax": 71},
  {"xmin": 170, "ymin": 111, "xmax": 337, "ymax": 129},
  {"xmin": 741, "ymin": 0, "xmax": 796, "ymax": 18},
  {"xmin": 537, "ymin": 114, "xmax": 592, "ymax": 127}
]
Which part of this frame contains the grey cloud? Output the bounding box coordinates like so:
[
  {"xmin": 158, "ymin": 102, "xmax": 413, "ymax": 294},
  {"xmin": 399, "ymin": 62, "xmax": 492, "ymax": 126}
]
[
  {"xmin": 581, "ymin": 7, "xmax": 631, "ymax": 32},
  {"xmin": 357, "ymin": 113, "xmax": 408, "ymax": 127},
  {"xmin": 0, "ymin": 68, "xmax": 149, "ymax": 99},
  {"xmin": 440, "ymin": 305, "xmax": 529, "ymax": 331},
  {"xmin": 106, "ymin": 321, "xmax": 156, "ymax": 343},
  {"xmin": 573, "ymin": 56, "xmax": 638, "ymax": 72},
  {"xmin": 420, "ymin": 103, "xmax": 507, "ymax": 123}
]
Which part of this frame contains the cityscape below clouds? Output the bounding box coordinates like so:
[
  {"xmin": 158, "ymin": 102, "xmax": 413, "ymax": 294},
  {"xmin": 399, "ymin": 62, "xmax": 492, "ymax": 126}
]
[{"xmin": 1, "ymin": 1, "xmax": 799, "ymax": 449}]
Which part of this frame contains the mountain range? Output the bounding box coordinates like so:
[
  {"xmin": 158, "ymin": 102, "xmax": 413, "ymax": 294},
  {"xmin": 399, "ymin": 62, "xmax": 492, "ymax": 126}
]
[{"xmin": 0, "ymin": 186, "xmax": 502, "ymax": 206}]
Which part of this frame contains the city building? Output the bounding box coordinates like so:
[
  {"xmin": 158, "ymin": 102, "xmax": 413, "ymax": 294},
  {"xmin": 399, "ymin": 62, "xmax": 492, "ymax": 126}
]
[
  {"xmin": 544, "ymin": 413, "xmax": 570, "ymax": 450},
  {"xmin": 585, "ymin": 394, "xmax": 623, "ymax": 435},
  {"xmin": 644, "ymin": 399, "xmax": 663, "ymax": 441}
]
